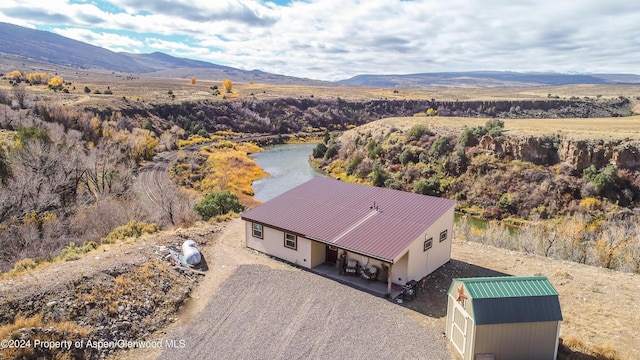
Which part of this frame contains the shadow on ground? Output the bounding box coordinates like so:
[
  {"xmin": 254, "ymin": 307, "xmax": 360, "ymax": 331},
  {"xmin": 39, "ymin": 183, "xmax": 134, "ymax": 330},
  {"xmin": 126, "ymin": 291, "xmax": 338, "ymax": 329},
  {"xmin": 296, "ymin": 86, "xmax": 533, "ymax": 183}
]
[{"xmin": 400, "ymin": 259, "xmax": 510, "ymax": 318}]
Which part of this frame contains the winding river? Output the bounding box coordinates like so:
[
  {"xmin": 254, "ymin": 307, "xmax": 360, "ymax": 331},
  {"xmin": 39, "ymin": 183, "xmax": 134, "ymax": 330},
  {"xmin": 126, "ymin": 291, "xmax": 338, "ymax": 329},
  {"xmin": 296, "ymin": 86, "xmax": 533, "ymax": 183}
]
[{"xmin": 249, "ymin": 142, "xmax": 326, "ymax": 202}]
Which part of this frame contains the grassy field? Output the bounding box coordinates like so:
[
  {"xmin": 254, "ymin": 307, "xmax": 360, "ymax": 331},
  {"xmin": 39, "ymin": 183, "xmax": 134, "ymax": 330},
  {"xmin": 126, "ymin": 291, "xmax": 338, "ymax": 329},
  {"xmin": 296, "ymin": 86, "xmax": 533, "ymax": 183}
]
[{"xmin": 342, "ymin": 115, "xmax": 640, "ymax": 141}]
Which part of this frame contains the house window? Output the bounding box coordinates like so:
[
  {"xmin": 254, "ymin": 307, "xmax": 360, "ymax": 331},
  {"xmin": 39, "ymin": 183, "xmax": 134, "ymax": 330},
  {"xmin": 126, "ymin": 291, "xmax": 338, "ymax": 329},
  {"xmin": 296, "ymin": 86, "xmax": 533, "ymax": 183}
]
[
  {"xmin": 440, "ymin": 230, "xmax": 448, "ymax": 242},
  {"xmin": 252, "ymin": 223, "xmax": 263, "ymax": 239},
  {"xmin": 424, "ymin": 237, "xmax": 433, "ymax": 251},
  {"xmin": 284, "ymin": 233, "xmax": 297, "ymax": 250}
]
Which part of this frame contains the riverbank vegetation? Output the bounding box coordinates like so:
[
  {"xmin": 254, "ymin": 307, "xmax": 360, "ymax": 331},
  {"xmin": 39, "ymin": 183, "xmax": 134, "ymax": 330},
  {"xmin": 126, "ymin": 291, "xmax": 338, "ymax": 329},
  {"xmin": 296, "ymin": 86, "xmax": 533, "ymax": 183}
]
[
  {"xmin": 169, "ymin": 140, "xmax": 267, "ymax": 208},
  {"xmin": 313, "ymin": 117, "xmax": 640, "ymax": 273}
]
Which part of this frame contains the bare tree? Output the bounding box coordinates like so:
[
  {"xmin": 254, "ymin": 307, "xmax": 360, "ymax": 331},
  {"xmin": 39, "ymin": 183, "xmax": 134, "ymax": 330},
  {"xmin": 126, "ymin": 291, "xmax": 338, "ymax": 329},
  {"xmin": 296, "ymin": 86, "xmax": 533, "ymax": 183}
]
[
  {"xmin": 594, "ymin": 220, "xmax": 636, "ymax": 270},
  {"xmin": 0, "ymin": 146, "xmax": 9, "ymax": 184},
  {"xmin": 152, "ymin": 178, "xmax": 196, "ymax": 227},
  {"xmin": 0, "ymin": 89, "xmax": 9, "ymax": 105},
  {"xmin": 83, "ymin": 141, "xmax": 135, "ymax": 201},
  {"xmin": 12, "ymin": 84, "xmax": 30, "ymax": 109}
]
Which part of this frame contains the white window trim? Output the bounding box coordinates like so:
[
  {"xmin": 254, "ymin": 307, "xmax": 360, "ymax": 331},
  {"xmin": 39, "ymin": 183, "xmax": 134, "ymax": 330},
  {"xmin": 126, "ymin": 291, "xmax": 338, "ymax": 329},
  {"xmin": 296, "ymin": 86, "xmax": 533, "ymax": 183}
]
[
  {"xmin": 284, "ymin": 233, "xmax": 297, "ymax": 250},
  {"xmin": 252, "ymin": 223, "xmax": 263, "ymax": 239}
]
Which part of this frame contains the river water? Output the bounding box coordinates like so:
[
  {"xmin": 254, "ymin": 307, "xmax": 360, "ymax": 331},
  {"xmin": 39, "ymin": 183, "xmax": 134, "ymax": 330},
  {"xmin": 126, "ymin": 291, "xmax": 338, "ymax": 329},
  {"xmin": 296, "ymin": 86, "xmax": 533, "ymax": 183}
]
[{"xmin": 249, "ymin": 142, "xmax": 326, "ymax": 202}]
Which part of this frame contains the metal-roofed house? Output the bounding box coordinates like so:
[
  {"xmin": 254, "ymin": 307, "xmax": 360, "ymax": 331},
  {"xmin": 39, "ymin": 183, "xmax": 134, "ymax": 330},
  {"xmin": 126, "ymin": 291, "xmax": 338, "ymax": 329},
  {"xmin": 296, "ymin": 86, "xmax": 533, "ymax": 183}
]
[
  {"xmin": 445, "ymin": 276, "xmax": 563, "ymax": 360},
  {"xmin": 241, "ymin": 177, "xmax": 456, "ymax": 294}
]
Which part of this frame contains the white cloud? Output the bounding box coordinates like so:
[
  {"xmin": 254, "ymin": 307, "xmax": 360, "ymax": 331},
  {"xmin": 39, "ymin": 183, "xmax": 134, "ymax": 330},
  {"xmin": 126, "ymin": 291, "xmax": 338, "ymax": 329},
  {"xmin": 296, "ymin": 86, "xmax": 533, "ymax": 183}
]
[
  {"xmin": 52, "ymin": 27, "xmax": 144, "ymax": 52},
  {"xmin": 1, "ymin": 0, "xmax": 639, "ymax": 80}
]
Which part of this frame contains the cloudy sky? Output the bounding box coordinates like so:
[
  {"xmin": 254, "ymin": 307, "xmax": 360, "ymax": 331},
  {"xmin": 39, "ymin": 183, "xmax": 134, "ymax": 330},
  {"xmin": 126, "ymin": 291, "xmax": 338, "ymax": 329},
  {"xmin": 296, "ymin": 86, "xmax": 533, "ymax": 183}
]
[{"xmin": 0, "ymin": 0, "xmax": 638, "ymax": 81}]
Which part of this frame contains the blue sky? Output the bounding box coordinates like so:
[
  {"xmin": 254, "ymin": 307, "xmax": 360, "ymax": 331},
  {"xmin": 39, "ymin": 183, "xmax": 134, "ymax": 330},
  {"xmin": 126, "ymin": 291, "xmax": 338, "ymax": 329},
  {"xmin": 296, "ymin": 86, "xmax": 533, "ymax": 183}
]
[{"xmin": 0, "ymin": 0, "xmax": 639, "ymax": 81}]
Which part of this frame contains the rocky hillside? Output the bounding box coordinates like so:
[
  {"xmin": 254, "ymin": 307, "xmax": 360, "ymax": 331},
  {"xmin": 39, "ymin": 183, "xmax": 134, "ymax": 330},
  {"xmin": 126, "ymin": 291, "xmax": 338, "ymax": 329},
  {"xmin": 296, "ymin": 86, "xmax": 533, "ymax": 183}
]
[
  {"xmin": 313, "ymin": 117, "xmax": 640, "ymax": 221},
  {"xmin": 0, "ymin": 226, "xmax": 218, "ymax": 359},
  {"xmin": 87, "ymin": 96, "xmax": 633, "ymax": 137},
  {"xmin": 481, "ymin": 136, "xmax": 640, "ymax": 171}
]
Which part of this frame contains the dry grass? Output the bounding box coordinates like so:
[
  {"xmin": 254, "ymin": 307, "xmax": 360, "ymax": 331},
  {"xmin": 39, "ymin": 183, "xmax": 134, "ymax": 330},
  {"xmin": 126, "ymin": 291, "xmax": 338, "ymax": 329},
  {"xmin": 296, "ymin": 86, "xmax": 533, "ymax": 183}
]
[
  {"xmin": 4, "ymin": 61, "xmax": 639, "ymax": 106},
  {"xmin": 342, "ymin": 115, "xmax": 640, "ymax": 141},
  {"xmin": 448, "ymin": 240, "xmax": 640, "ymax": 360},
  {"xmin": 100, "ymin": 220, "xmax": 159, "ymax": 244},
  {"xmin": 0, "ymin": 314, "xmax": 91, "ymax": 359},
  {"xmin": 559, "ymin": 336, "xmax": 619, "ymax": 360},
  {"xmin": 194, "ymin": 141, "xmax": 268, "ymax": 208},
  {"xmin": 0, "ymin": 129, "xmax": 13, "ymax": 148}
]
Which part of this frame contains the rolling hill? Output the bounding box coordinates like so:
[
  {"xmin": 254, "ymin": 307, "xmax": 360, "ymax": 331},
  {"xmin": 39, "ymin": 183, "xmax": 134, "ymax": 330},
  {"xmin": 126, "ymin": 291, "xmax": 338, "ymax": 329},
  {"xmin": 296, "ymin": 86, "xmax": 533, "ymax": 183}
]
[
  {"xmin": 0, "ymin": 22, "xmax": 328, "ymax": 85},
  {"xmin": 339, "ymin": 71, "xmax": 640, "ymax": 87}
]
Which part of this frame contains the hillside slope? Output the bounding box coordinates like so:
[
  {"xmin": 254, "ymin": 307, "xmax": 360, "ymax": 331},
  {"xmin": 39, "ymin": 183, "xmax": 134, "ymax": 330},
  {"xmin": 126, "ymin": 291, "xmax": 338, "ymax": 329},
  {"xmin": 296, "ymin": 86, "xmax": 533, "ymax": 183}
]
[
  {"xmin": 0, "ymin": 22, "xmax": 330, "ymax": 85},
  {"xmin": 340, "ymin": 71, "xmax": 640, "ymax": 87}
]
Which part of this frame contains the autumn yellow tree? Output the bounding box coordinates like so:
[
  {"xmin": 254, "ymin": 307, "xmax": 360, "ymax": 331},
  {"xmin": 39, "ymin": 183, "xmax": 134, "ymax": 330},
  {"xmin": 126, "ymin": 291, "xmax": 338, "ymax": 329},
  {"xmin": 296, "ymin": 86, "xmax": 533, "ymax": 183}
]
[
  {"xmin": 26, "ymin": 72, "xmax": 50, "ymax": 84},
  {"xmin": 222, "ymin": 79, "xmax": 233, "ymax": 93},
  {"xmin": 48, "ymin": 76, "xmax": 64, "ymax": 88},
  {"xmin": 4, "ymin": 70, "xmax": 24, "ymax": 80},
  {"xmin": 191, "ymin": 77, "xmax": 196, "ymax": 85}
]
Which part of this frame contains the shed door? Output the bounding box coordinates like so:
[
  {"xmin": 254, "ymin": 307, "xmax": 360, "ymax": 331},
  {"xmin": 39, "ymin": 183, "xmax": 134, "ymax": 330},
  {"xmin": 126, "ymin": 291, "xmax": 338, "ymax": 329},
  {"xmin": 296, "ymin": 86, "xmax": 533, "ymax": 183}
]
[{"xmin": 450, "ymin": 302, "xmax": 468, "ymax": 357}]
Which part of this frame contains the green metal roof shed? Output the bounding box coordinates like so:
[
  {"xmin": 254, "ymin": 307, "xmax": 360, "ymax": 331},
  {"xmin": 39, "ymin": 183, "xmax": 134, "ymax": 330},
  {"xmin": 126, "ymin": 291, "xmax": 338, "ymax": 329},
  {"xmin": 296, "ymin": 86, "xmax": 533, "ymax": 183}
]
[{"xmin": 445, "ymin": 276, "xmax": 563, "ymax": 360}]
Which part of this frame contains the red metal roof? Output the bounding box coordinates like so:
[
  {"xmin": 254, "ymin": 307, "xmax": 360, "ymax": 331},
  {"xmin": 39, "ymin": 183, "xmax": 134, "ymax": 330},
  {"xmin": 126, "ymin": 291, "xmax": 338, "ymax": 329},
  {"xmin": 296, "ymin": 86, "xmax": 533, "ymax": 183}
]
[{"xmin": 241, "ymin": 177, "xmax": 456, "ymax": 262}]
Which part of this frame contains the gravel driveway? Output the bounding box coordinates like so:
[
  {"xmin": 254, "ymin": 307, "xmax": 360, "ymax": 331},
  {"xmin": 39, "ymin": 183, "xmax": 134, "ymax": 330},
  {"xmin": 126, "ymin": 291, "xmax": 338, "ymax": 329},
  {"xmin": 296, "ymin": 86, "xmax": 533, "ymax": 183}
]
[{"xmin": 159, "ymin": 264, "xmax": 453, "ymax": 360}]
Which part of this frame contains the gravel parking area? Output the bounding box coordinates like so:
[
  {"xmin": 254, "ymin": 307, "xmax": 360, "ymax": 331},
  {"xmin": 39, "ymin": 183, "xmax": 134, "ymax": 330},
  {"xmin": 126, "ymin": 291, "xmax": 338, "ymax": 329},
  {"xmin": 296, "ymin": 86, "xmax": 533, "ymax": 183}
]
[{"xmin": 159, "ymin": 264, "xmax": 453, "ymax": 360}]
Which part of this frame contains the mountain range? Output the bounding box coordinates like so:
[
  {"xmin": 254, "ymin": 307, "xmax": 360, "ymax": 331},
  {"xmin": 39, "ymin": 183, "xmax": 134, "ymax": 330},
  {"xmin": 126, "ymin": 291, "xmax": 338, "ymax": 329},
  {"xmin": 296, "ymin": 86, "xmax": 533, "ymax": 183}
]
[{"xmin": 1, "ymin": 22, "xmax": 639, "ymax": 87}]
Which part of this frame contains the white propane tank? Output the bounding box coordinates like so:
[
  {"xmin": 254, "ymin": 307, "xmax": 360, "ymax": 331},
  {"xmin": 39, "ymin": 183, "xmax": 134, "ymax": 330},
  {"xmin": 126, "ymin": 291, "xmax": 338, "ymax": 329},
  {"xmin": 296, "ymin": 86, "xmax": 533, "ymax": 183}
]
[{"xmin": 182, "ymin": 240, "xmax": 202, "ymax": 266}]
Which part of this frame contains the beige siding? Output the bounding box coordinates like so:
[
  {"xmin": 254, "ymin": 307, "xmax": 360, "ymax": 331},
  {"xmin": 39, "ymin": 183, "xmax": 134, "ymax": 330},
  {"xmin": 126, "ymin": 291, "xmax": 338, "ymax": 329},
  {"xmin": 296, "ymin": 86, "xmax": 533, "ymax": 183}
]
[
  {"xmin": 474, "ymin": 322, "xmax": 560, "ymax": 360},
  {"xmin": 245, "ymin": 222, "xmax": 313, "ymax": 268},
  {"xmin": 405, "ymin": 206, "xmax": 455, "ymax": 282},
  {"xmin": 392, "ymin": 252, "xmax": 409, "ymax": 284},
  {"xmin": 310, "ymin": 241, "xmax": 326, "ymax": 267}
]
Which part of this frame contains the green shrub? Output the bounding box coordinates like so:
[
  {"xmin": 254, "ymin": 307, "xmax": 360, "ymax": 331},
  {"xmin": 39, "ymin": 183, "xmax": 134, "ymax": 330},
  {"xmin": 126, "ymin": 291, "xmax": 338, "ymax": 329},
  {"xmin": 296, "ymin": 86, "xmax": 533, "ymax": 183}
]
[
  {"xmin": 346, "ymin": 156, "xmax": 364, "ymax": 176},
  {"xmin": 485, "ymin": 119, "xmax": 504, "ymax": 137},
  {"xmin": 366, "ymin": 140, "xmax": 383, "ymax": 159},
  {"xmin": 312, "ymin": 142, "xmax": 327, "ymax": 158},
  {"xmin": 413, "ymin": 176, "xmax": 441, "ymax": 196},
  {"xmin": 399, "ymin": 147, "xmax": 421, "ymax": 165},
  {"xmin": 324, "ymin": 145, "xmax": 338, "ymax": 159},
  {"xmin": 194, "ymin": 191, "xmax": 245, "ymax": 220},
  {"xmin": 142, "ymin": 118, "xmax": 154, "ymax": 131},
  {"xmin": 197, "ymin": 129, "xmax": 209, "ymax": 138},
  {"xmin": 15, "ymin": 126, "xmax": 50, "ymax": 145},
  {"xmin": 458, "ymin": 128, "xmax": 475, "ymax": 147},
  {"xmin": 583, "ymin": 164, "xmax": 618, "ymax": 195},
  {"xmin": 406, "ymin": 124, "xmax": 433, "ymax": 141},
  {"xmin": 429, "ymin": 136, "xmax": 451, "ymax": 158},
  {"xmin": 371, "ymin": 162, "xmax": 390, "ymax": 187},
  {"xmin": 583, "ymin": 164, "xmax": 598, "ymax": 180}
]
